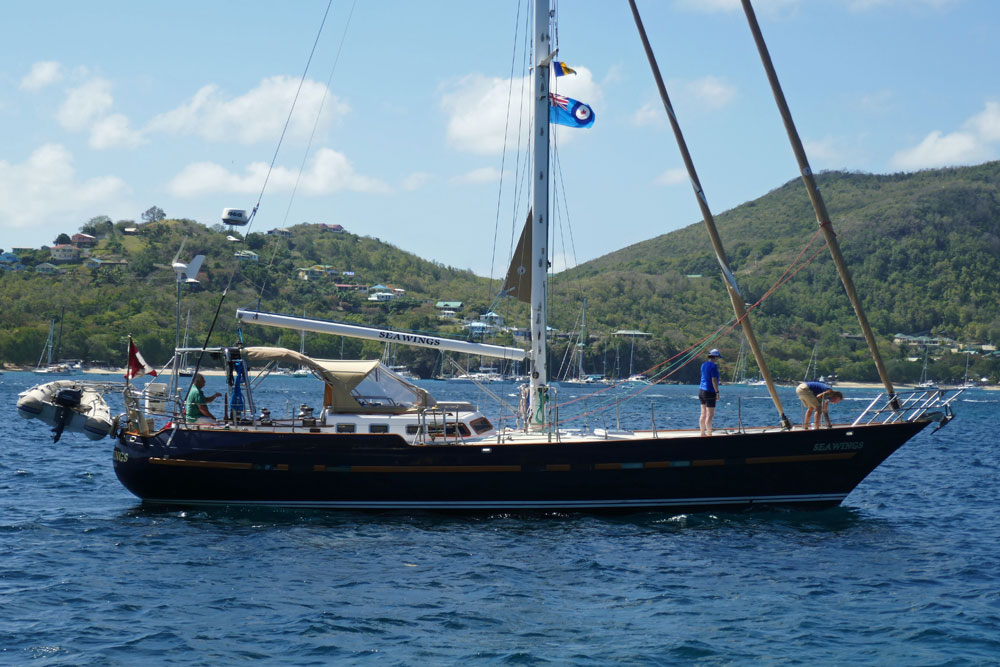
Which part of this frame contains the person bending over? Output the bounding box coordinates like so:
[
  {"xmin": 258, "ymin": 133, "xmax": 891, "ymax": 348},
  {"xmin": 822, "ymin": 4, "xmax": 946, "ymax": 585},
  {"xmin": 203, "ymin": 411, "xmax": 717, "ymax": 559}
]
[{"xmin": 795, "ymin": 381, "xmax": 843, "ymax": 430}]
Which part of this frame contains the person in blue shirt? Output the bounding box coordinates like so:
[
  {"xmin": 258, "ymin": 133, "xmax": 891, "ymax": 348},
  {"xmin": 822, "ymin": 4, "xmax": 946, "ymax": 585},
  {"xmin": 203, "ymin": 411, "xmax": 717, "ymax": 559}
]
[
  {"xmin": 795, "ymin": 380, "xmax": 843, "ymax": 430},
  {"xmin": 699, "ymin": 349, "xmax": 722, "ymax": 436}
]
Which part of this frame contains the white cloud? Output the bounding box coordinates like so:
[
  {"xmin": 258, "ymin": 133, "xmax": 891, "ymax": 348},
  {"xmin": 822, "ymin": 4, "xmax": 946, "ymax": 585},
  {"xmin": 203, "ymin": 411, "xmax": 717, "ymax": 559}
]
[
  {"xmin": 683, "ymin": 76, "xmax": 736, "ymax": 110},
  {"xmin": 442, "ymin": 69, "xmax": 602, "ymax": 155},
  {"xmin": 56, "ymin": 78, "xmax": 113, "ymax": 131},
  {"xmin": 401, "ymin": 172, "xmax": 432, "ymax": 191},
  {"xmin": 891, "ymin": 131, "xmax": 987, "ymax": 170},
  {"xmin": 803, "ymin": 136, "xmax": 843, "ymax": 163},
  {"xmin": 148, "ymin": 76, "xmax": 348, "ymax": 144},
  {"xmin": 89, "ymin": 113, "xmax": 145, "ymax": 150},
  {"xmin": 167, "ymin": 147, "xmax": 389, "ymax": 198},
  {"xmin": 655, "ymin": 168, "xmax": 688, "ymax": 186},
  {"xmin": 674, "ymin": 0, "xmax": 800, "ymax": 14},
  {"xmin": 846, "ymin": 0, "xmax": 956, "ymax": 11},
  {"xmin": 550, "ymin": 251, "xmax": 578, "ymax": 274},
  {"xmin": 857, "ymin": 89, "xmax": 895, "ymax": 114},
  {"xmin": 632, "ymin": 101, "xmax": 664, "ymax": 128},
  {"xmin": 21, "ymin": 61, "xmax": 63, "ymax": 91},
  {"xmin": 891, "ymin": 101, "xmax": 1000, "ymax": 170},
  {"xmin": 441, "ymin": 74, "xmax": 524, "ymax": 155},
  {"xmin": 0, "ymin": 144, "xmax": 129, "ymax": 233},
  {"xmin": 452, "ymin": 167, "xmax": 503, "ymax": 185},
  {"xmin": 966, "ymin": 101, "xmax": 1000, "ymax": 142}
]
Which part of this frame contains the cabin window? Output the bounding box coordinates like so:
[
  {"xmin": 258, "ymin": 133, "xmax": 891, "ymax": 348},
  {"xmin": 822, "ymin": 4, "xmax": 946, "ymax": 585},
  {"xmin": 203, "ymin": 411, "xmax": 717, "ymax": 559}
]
[
  {"xmin": 406, "ymin": 425, "xmax": 421, "ymax": 435},
  {"xmin": 427, "ymin": 423, "xmax": 471, "ymax": 438},
  {"xmin": 469, "ymin": 417, "xmax": 493, "ymax": 434},
  {"xmin": 369, "ymin": 424, "xmax": 389, "ymax": 434},
  {"xmin": 336, "ymin": 424, "xmax": 356, "ymax": 433}
]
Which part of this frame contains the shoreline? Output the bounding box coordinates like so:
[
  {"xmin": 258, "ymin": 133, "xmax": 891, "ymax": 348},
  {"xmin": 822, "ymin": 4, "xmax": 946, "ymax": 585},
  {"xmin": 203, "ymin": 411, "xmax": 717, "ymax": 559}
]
[{"xmin": 1, "ymin": 368, "xmax": 993, "ymax": 389}]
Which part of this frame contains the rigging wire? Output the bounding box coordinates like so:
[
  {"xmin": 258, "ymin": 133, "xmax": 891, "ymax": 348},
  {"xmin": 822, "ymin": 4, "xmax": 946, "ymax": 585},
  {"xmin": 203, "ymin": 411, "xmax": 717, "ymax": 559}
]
[
  {"xmin": 278, "ymin": 0, "xmax": 358, "ymax": 231},
  {"xmin": 488, "ymin": 0, "xmax": 527, "ymax": 294},
  {"xmin": 553, "ymin": 228, "xmax": 831, "ymax": 424},
  {"xmin": 184, "ymin": 0, "xmax": 336, "ymax": 392},
  {"xmin": 245, "ymin": 0, "xmax": 336, "ymax": 231}
]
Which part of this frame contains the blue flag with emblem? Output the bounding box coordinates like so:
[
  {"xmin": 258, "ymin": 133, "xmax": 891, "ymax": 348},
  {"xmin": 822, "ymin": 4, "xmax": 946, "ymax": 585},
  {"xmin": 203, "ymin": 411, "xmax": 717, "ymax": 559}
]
[{"xmin": 549, "ymin": 93, "xmax": 595, "ymax": 129}]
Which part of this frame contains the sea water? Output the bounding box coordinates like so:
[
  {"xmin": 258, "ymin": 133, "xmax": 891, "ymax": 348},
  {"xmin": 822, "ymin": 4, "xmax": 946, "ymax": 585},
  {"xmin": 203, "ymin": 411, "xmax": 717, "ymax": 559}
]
[{"xmin": 1, "ymin": 372, "xmax": 998, "ymax": 665}]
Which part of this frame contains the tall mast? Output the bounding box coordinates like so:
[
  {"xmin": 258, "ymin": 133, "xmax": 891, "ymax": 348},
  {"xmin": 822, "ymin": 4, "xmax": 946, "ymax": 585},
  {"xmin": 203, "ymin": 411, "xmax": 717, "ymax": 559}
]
[
  {"xmin": 740, "ymin": 0, "xmax": 897, "ymax": 404},
  {"xmin": 528, "ymin": 0, "xmax": 552, "ymax": 427},
  {"xmin": 628, "ymin": 0, "xmax": 791, "ymax": 428}
]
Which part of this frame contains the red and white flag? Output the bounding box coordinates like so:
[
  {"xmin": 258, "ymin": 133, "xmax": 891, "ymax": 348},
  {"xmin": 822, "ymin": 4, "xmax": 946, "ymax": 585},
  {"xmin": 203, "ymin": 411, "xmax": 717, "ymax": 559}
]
[{"xmin": 125, "ymin": 337, "xmax": 158, "ymax": 380}]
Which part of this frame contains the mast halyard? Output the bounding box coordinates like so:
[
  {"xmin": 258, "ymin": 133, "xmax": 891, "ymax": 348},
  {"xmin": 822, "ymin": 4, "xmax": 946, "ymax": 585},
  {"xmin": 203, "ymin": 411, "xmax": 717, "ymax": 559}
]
[{"xmin": 528, "ymin": 0, "xmax": 553, "ymax": 428}]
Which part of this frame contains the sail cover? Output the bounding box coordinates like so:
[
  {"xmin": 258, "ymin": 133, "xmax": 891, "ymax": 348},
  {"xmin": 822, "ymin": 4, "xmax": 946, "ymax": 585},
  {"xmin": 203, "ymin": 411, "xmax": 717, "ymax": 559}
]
[{"xmin": 502, "ymin": 209, "xmax": 533, "ymax": 304}]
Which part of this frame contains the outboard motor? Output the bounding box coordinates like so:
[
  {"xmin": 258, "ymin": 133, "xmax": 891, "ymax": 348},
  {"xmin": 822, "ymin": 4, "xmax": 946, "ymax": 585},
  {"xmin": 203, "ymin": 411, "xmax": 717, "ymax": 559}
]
[{"xmin": 51, "ymin": 387, "xmax": 82, "ymax": 442}]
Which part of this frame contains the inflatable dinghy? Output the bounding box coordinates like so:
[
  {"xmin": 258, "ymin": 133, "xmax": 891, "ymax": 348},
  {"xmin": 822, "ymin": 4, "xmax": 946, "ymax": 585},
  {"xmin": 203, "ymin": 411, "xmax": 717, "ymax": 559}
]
[{"xmin": 17, "ymin": 380, "xmax": 113, "ymax": 442}]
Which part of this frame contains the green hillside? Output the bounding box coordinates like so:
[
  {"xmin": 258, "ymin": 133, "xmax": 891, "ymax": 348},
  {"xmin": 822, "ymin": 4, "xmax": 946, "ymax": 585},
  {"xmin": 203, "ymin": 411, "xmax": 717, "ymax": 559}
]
[
  {"xmin": 547, "ymin": 162, "xmax": 1000, "ymax": 383},
  {"xmin": 2, "ymin": 161, "xmax": 999, "ymax": 384}
]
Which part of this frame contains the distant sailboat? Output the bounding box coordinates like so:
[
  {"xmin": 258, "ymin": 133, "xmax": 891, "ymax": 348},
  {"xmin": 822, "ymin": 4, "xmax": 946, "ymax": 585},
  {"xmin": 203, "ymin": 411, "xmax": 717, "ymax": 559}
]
[
  {"xmin": 732, "ymin": 337, "xmax": 766, "ymax": 386},
  {"xmin": 558, "ymin": 299, "xmax": 596, "ymax": 384},
  {"xmin": 803, "ymin": 343, "xmax": 818, "ymax": 382},
  {"xmin": 290, "ymin": 322, "xmax": 311, "ymax": 377},
  {"xmin": 917, "ymin": 346, "xmax": 936, "ymax": 389},
  {"xmin": 960, "ymin": 352, "xmax": 977, "ymax": 388},
  {"xmin": 33, "ymin": 320, "xmax": 57, "ymax": 374}
]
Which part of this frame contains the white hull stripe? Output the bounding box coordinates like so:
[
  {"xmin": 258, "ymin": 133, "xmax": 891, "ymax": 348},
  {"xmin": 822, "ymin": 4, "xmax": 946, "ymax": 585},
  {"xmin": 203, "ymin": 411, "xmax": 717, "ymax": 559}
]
[{"xmin": 141, "ymin": 493, "xmax": 848, "ymax": 509}]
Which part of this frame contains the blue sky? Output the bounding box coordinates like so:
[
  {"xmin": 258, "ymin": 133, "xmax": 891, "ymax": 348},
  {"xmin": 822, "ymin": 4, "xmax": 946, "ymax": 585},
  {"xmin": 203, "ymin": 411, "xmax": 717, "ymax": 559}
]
[{"xmin": 2, "ymin": 0, "xmax": 998, "ymax": 278}]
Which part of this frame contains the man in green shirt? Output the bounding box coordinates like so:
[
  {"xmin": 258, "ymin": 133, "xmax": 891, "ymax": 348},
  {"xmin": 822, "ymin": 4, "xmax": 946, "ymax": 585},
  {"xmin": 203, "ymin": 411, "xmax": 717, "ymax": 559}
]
[{"xmin": 186, "ymin": 373, "xmax": 221, "ymax": 424}]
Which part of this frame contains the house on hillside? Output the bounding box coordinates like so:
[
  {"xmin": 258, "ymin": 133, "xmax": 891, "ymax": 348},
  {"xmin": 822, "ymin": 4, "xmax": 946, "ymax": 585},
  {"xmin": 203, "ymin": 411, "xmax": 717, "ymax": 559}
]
[
  {"xmin": 35, "ymin": 262, "xmax": 66, "ymax": 275},
  {"xmin": 465, "ymin": 321, "xmax": 496, "ymax": 337},
  {"xmin": 893, "ymin": 333, "xmax": 955, "ymax": 348},
  {"xmin": 122, "ymin": 227, "xmax": 139, "ymax": 235},
  {"xmin": 85, "ymin": 257, "xmax": 128, "ymax": 271},
  {"xmin": 316, "ymin": 223, "xmax": 345, "ymax": 233},
  {"xmin": 267, "ymin": 227, "xmax": 292, "ymax": 238},
  {"xmin": 297, "ymin": 264, "xmax": 337, "ymax": 280},
  {"xmin": 71, "ymin": 233, "xmax": 97, "ymax": 247},
  {"xmin": 234, "ymin": 250, "xmax": 259, "ymax": 262},
  {"xmin": 0, "ymin": 251, "xmax": 24, "ymax": 272},
  {"xmin": 480, "ymin": 311, "xmax": 504, "ymax": 327},
  {"xmin": 368, "ymin": 291, "xmax": 396, "ymax": 302},
  {"xmin": 48, "ymin": 244, "xmax": 84, "ymax": 263},
  {"xmin": 436, "ymin": 301, "xmax": 463, "ymax": 318}
]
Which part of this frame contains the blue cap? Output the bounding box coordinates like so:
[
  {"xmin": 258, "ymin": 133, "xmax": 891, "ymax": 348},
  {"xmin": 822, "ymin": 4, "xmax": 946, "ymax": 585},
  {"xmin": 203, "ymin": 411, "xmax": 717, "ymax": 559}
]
[{"xmin": 708, "ymin": 348, "xmax": 721, "ymax": 357}]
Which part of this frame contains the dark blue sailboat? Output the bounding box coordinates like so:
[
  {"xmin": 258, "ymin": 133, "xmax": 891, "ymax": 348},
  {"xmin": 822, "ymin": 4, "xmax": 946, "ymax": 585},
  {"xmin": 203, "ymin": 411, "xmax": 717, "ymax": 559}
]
[{"xmin": 110, "ymin": 0, "xmax": 962, "ymax": 512}]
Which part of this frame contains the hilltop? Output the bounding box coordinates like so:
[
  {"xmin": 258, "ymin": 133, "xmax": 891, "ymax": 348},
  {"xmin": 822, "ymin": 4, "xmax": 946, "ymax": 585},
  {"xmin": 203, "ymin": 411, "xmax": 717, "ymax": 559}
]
[{"xmin": 1, "ymin": 162, "xmax": 998, "ymax": 383}]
